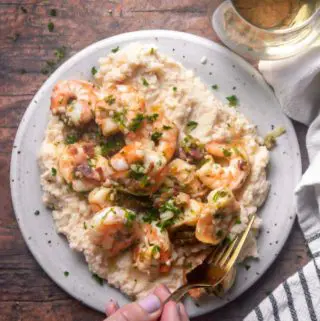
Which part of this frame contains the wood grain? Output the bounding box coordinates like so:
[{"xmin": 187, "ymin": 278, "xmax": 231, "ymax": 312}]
[{"xmin": 0, "ymin": 1, "xmax": 310, "ymax": 320}]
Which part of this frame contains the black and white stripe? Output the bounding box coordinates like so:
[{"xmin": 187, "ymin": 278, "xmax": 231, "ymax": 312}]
[
  {"xmin": 306, "ymin": 232, "xmax": 320, "ymax": 244},
  {"xmin": 283, "ymin": 280, "xmax": 298, "ymax": 321},
  {"xmin": 269, "ymin": 293, "xmax": 280, "ymax": 321},
  {"xmin": 254, "ymin": 306, "xmax": 263, "ymax": 321},
  {"xmin": 298, "ymin": 270, "xmax": 318, "ymax": 321}
]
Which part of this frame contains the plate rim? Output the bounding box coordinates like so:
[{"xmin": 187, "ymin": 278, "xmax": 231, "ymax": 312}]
[{"xmin": 10, "ymin": 29, "xmax": 302, "ymax": 317}]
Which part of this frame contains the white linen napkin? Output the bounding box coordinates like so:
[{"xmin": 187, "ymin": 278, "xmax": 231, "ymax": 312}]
[{"xmin": 245, "ymin": 43, "xmax": 320, "ymax": 320}]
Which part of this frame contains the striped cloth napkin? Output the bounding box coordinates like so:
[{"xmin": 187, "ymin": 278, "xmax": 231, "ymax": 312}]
[{"xmin": 245, "ymin": 44, "xmax": 320, "ymax": 320}]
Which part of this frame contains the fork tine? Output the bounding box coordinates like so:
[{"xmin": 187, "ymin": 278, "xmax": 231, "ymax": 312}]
[
  {"xmin": 218, "ymin": 236, "xmax": 238, "ymax": 267},
  {"xmin": 212, "ymin": 242, "xmax": 229, "ymax": 265},
  {"xmin": 225, "ymin": 215, "xmax": 256, "ymax": 272}
]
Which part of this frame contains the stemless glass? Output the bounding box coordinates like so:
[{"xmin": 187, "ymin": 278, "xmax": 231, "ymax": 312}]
[{"xmin": 208, "ymin": 0, "xmax": 320, "ymax": 60}]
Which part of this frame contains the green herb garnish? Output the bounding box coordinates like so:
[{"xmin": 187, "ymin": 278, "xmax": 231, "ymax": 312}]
[
  {"xmin": 163, "ymin": 125, "xmax": 172, "ymax": 130},
  {"xmin": 150, "ymin": 48, "xmax": 155, "ymax": 54},
  {"xmin": 142, "ymin": 78, "xmax": 149, "ymax": 87},
  {"xmin": 151, "ymin": 245, "xmax": 160, "ymax": 256},
  {"xmin": 226, "ymin": 95, "xmax": 238, "ymax": 107},
  {"xmin": 64, "ymin": 271, "xmax": 69, "ymax": 277},
  {"xmin": 142, "ymin": 209, "xmax": 159, "ymax": 223},
  {"xmin": 146, "ymin": 113, "xmax": 158, "ymax": 122},
  {"xmin": 212, "ymin": 190, "xmax": 228, "ymax": 202},
  {"xmin": 111, "ymin": 46, "xmax": 119, "ymax": 53},
  {"xmin": 54, "ymin": 47, "xmax": 66, "ymax": 61},
  {"xmin": 151, "ymin": 131, "xmax": 162, "ymax": 143},
  {"xmin": 105, "ymin": 95, "xmax": 115, "ymax": 105},
  {"xmin": 125, "ymin": 210, "xmax": 136, "ymax": 227},
  {"xmin": 222, "ymin": 148, "xmax": 232, "ymax": 157},
  {"xmin": 173, "ymin": 87, "xmax": 177, "ymax": 92},
  {"xmin": 186, "ymin": 120, "xmax": 198, "ymax": 132},
  {"xmin": 83, "ymin": 221, "xmax": 87, "ymax": 230},
  {"xmin": 216, "ymin": 230, "xmax": 224, "ymax": 238},
  {"xmin": 212, "ymin": 84, "xmax": 218, "ymax": 90},
  {"xmin": 48, "ymin": 21, "xmax": 54, "ymax": 32},
  {"xmin": 65, "ymin": 135, "xmax": 77, "ymax": 144},
  {"xmin": 92, "ymin": 273, "xmax": 104, "ymax": 285},
  {"xmin": 51, "ymin": 168, "xmax": 57, "ymax": 176},
  {"xmin": 112, "ymin": 111, "xmax": 126, "ymax": 128},
  {"xmin": 264, "ymin": 127, "xmax": 286, "ymax": 150},
  {"xmin": 128, "ymin": 113, "xmax": 144, "ymax": 132},
  {"xmin": 235, "ymin": 218, "xmax": 242, "ymax": 224},
  {"xmin": 91, "ymin": 66, "xmax": 97, "ymax": 76}
]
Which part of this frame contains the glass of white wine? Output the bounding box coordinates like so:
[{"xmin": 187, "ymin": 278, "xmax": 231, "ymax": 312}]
[{"xmin": 209, "ymin": 0, "xmax": 320, "ymax": 60}]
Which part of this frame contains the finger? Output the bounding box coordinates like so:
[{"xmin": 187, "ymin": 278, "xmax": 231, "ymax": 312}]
[
  {"xmin": 153, "ymin": 284, "xmax": 171, "ymax": 303},
  {"xmin": 106, "ymin": 293, "xmax": 162, "ymax": 321},
  {"xmin": 105, "ymin": 299, "xmax": 120, "ymax": 317},
  {"xmin": 177, "ymin": 303, "xmax": 190, "ymax": 321},
  {"xmin": 160, "ymin": 301, "xmax": 181, "ymax": 321}
]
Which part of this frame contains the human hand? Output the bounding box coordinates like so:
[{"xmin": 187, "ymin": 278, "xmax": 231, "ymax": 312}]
[{"xmin": 104, "ymin": 284, "xmax": 190, "ymax": 321}]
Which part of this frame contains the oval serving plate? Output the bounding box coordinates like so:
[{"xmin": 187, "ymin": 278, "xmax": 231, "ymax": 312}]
[{"xmin": 10, "ymin": 30, "xmax": 301, "ymax": 318}]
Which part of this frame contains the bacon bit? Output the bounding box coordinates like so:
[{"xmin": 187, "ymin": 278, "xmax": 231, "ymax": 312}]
[{"xmin": 83, "ymin": 143, "xmax": 95, "ymax": 157}]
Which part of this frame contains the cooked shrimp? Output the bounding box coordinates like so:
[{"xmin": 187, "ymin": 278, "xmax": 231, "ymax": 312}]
[
  {"xmin": 196, "ymin": 142, "xmax": 250, "ymax": 191},
  {"xmin": 88, "ymin": 206, "xmax": 138, "ymax": 257},
  {"xmin": 167, "ymin": 159, "xmax": 208, "ymax": 199},
  {"xmin": 88, "ymin": 187, "xmax": 117, "ymax": 213},
  {"xmin": 51, "ymin": 80, "xmax": 96, "ymax": 126},
  {"xmin": 95, "ymin": 85, "xmax": 145, "ymax": 137},
  {"xmin": 195, "ymin": 188, "xmax": 240, "ymax": 245},
  {"xmin": 108, "ymin": 115, "xmax": 178, "ymax": 195},
  {"xmin": 133, "ymin": 222, "xmax": 172, "ymax": 275},
  {"xmin": 58, "ymin": 142, "xmax": 113, "ymax": 192}
]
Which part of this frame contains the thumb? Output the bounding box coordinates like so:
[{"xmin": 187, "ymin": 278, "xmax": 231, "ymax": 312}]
[{"xmin": 105, "ymin": 293, "xmax": 162, "ymax": 321}]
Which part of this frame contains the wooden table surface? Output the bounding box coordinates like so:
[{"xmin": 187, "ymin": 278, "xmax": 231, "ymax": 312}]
[{"xmin": 0, "ymin": 1, "xmax": 311, "ymax": 320}]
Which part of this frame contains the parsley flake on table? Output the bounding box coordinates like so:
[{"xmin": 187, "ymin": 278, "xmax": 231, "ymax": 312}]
[
  {"xmin": 64, "ymin": 271, "xmax": 69, "ymax": 277},
  {"xmin": 212, "ymin": 84, "xmax": 218, "ymax": 90},
  {"xmin": 226, "ymin": 95, "xmax": 239, "ymax": 107},
  {"xmin": 48, "ymin": 21, "xmax": 54, "ymax": 32}
]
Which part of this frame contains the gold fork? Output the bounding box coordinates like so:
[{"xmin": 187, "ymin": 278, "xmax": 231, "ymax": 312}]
[{"xmin": 164, "ymin": 214, "xmax": 256, "ymax": 303}]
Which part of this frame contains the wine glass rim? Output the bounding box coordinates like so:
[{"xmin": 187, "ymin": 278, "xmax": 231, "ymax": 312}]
[{"xmin": 230, "ymin": 0, "xmax": 320, "ymax": 34}]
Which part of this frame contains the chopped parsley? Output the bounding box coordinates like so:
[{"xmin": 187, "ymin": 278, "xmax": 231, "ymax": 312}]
[
  {"xmin": 48, "ymin": 21, "xmax": 54, "ymax": 32},
  {"xmin": 100, "ymin": 134, "xmax": 124, "ymax": 156},
  {"xmin": 264, "ymin": 127, "xmax": 286, "ymax": 150},
  {"xmin": 151, "ymin": 131, "xmax": 162, "ymax": 143},
  {"xmin": 157, "ymin": 218, "xmax": 175, "ymax": 231},
  {"xmin": 50, "ymin": 9, "xmax": 57, "ymax": 16},
  {"xmin": 112, "ymin": 111, "xmax": 126, "ymax": 128},
  {"xmin": 186, "ymin": 120, "xmax": 198, "ymax": 132},
  {"xmin": 222, "ymin": 148, "xmax": 232, "ymax": 157},
  {"xmin": 51, "ymin": 167, "xmax": 57, "ymax": 176},
  {"xmin": 226, "ymin": 95, "xmax": 239, "ymax": 107},
  {"xmin": 111, "ymin": 46, "xmax": 119, "ymax": 53},
  {"xmin": 125, "ymin": 210, "xmax": 136, "ymax": 227},
  {"xmin": 105, "ymin": 95, "xmax": 116, "ymax": 105},
  {"xmin": 212, "ymin": 190, "xmax": 228, "ymax": 202},
  {"xmin": 142, "ymin": 78, "xmax": 149, "ymax": 87},
  {"xmin": 142, "ymin": 209, "xmax": 159, "ymax": 223},
  {"xmin": 212, "ymin": 84, "xmax": 218, "ymax": 90},
  {"xmin": 92, "ymin": 273, "xmax": 104, "ymax": 285},
  {"xmin": 159, "ymin": 199, "xmax": 181, "ymax": 215},
  {"xmin": 173, "ymin": 87, "xmax": 177, "ymax": 92},
  {"xmin": 163, "ymin": 125, "xmax": 172, "ymax": 130},
  {"xmin": 64, "ymin": 271, "xmax": 69, "ymax": 277},
  {"xmin": 128, "ymin": 113, "xmax": 144, "ymax": 132},
  {"xmin": 150, "ymin": 48, "xmax": 155, "ymax": 54},
  {"xmin": 91, "ymin": 66, "xmax": 97, "ymax": 76},
  {"xmin": 83, "ymin": 221, "xmax": 87, "ymax": 230},
  {"xmin": 235, "ymin": 218, "xmax": 242, "ymax": 224},
  {"xmin": 151, "ymin": 245, "xmax": 160, "ymax": 256},
  {"xmin": 146, "ymin": 113, "xmax": 158, "ymax": 122},
  {"xmin": 129, "ymin": 164, "xmax": 146, "ymax": 181},
  {"xmin": 54, "ymin": 47, "xmax": 66, "ymax": 61},
  {"xmin": 65, "ymin": 135, "xmax": 77, "ymax": 144}
]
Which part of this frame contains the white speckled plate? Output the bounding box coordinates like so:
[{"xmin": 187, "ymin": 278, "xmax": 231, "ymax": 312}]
[{"xmin": 10, "ymin": 30, "xmax": 301, "ymax": 318}]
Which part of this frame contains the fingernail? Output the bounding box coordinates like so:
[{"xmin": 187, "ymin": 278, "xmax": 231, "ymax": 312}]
[{"xmin": 138, "ymin": 294, "xmax": 161, "ymax": 313}]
